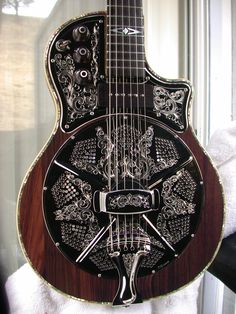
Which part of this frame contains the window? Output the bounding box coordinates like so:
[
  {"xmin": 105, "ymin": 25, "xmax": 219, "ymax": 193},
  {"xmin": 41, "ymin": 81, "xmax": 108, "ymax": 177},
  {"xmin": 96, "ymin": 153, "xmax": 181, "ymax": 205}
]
[{"xmin": 0, "ymin": 0, "xmax": 235, "ymax": 312}]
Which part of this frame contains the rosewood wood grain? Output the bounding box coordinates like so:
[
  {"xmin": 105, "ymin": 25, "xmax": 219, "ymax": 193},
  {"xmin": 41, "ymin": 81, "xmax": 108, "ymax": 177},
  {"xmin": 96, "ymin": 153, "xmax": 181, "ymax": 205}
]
[{"xmin": 18, "ymin": 124, "xmax": 224, "ymax": 302}]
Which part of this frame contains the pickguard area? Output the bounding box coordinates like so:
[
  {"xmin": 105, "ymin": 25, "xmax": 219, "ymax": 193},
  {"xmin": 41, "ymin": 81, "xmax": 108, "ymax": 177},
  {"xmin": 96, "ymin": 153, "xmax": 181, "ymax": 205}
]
[
  {"xmin": 47, "ymin": 15, "xmax": 191, "ymax": 133},
  {"xmin": 47, "ymin": 15, "xmax": 105, "ymax": 132}
]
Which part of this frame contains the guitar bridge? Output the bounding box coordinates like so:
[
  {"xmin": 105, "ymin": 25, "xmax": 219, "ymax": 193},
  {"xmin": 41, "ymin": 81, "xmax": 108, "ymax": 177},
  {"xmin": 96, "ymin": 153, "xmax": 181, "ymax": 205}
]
[{"xmin": 93, "ymin": 189, "xmax": 160, "ymax": 215}]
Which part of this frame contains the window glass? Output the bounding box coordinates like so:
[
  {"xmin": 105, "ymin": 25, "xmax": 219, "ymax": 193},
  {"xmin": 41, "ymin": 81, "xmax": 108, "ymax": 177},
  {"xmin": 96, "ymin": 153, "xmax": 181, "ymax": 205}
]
[{"xmin": 0, "ymin": 0, "xmax": 235, "ymax": 311}]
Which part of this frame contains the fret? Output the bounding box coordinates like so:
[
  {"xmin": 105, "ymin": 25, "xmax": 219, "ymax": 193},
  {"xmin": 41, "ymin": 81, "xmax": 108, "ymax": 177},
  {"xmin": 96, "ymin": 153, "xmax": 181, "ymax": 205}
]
[
  {"xmin": 107, "ymin": 36, "xmax": 144, "ymax": 45},
  {"xmin": 108, "ymin": 34, "xmax": 145, "ymax": 38},
  {"xmin": 107, "ymin": 0, "xmax": 143, "ymax": 6},
  {"xmin": 108, "ymin": 41, "xmax": 143, "ymax": 48},
  {"xmin": 107, "ymin": 58, "xmax": 145, "ymax": 67},
  {"xmin": 110, "ymin": 68, "xmax": 145, "ymax": 78},
  {"xmin": 107, "ymin": 60, "xmax": 145, "ymax": 69},
  {"xmin": 108, "ymin": 51, "xmax": 145, "ymax": 57},
  {"xmin": 107, "ymin": 5, "xmax": 143, "ymax": 9},
  {"xmin": 107, "ymin": 17, "xmax": 144, "ymax": 27},
  {"xmin": 107, "ymin": 25, "xmax": 144, "ymax": 30},
  {"xmin": 107, "ymin": 59, "xmax": 145, "ymax": 62},
  {"xmin": 108, "ymin": 43, "xmax": 145, "ymax": 51},
  {"xmin": 107, "ymin": 0, "xmax": 145, "ymax": 79},
  {"xmin": 109, "ymin": 66, "xmax": 145, "ymax": 69},
  {"xmin": 108, "ymin": 51, "xmax": 145, "ymax": 53},
  {"xmin": 107, "ymin": 15, "xmax": 144, "ymax": 19},
  {"xmin": 107, "ymin": 52, "xmax": 145, "ymax": 66},
  {"xmin": 107, "ymin": 6, "xmax": 143, "ymax": 17}
]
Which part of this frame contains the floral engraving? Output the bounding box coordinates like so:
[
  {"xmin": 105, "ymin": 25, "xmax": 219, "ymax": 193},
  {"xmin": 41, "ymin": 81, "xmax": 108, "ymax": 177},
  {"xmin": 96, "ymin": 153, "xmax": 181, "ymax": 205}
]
[
  {"xmin": 52, "ymin": 52, "xmax": 97, "ymax": 124},
  {"xmin": 161, "ymin": 169, "xmax": 196, "ymax": 218},
  {"xmin": 108, "ymin": 193, "xmax": 150, "ymax": 210},
  {"xmin": 51, "ymin": 23, "xmax": 100, "ymax": 126},
  {"xmin": 91, "ymin": 23, "xmax": 100, "ymax": 86},
  {"xmin": 71, "ymin": 124, "xmax": 179, "ymax": 180},
  {"xmin": 122, "ymin": 253, "xmax": 135, "ymax": 276},
  {"xmin": 153, "ymin": 86, "xmax": 187, "ymax": 130},
  {"xmin": 156, "ymin": 169, "xmax": 197, "ymax": 244}
]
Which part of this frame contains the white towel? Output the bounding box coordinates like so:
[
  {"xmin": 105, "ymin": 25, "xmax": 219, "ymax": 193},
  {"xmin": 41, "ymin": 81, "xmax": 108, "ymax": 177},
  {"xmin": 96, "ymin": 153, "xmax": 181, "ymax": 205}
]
[
  {"xmin": 5, "ymin": 263, "xmax": 201, "ymax": 314},
  {"xmin": 6, "ymin": 121, "xmax": 236, "ymax": 313},
  {"xmin": 207, "ymin": 120, "xmax": 236, "ymax": 237}
]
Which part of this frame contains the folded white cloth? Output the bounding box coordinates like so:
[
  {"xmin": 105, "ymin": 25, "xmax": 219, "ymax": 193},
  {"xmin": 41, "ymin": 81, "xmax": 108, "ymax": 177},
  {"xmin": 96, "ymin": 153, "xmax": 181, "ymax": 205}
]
[
  {"xmin": 6, "ymin": 121, "xmax": 236, "ymax": 313},
  {"xmin": 5, "ymin": 263, "xmax": 202, "ymax": 314},
  {"xmin": 207, "ymin": 120, "xmax": 236, "ymax": 237}
]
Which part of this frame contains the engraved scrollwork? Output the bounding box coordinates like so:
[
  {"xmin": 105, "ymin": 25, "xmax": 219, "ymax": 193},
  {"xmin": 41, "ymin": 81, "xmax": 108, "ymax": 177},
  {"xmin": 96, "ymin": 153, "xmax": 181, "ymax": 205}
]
[
  {"xmin": 53, "ymin": 172, "xmax": 93, "ymax": 221},
  {"xmin": 156, "ymin": 214, "xmax": 173, "ymax": 243},
  {"xmin": 155, "ymin": 169, "xmax": 197, "ymax": 244},
  {"xmin": 57, "ymin": 208, "xmax": 100, "ymax": 249},
  {"xmin": 122, "ymin": 253, "xmax": 135, "ymax": 276},
  {"xmin": 71, "ymin": 124, "xmax": 179, "ymax": 180},
  {"xmin": 96, "ymin": 126, "xmax": 114, "ymax": 162},
  {"xmin": 96, "ymin": 125, "xmax": 154, "ymax": 179},
  {"xmin": 153, "ymin": 86, "xmax": 187, "ymax": 130},
  {"xmin": 52, "ymin": 53, "xmax": 97, "ymax": 123},
  {"xmin": 161, "ymin": 170, "xmax": 196, "ymax": 218},
  {"xmin": 108, "ymin": 193, "xmax": 150, "ymax": 209},
  {"xmin": 51, "ymin": 23, "xmax": 101, "ymax": 126},
  {"xmin": 51, "ymin": 171, "xmax": 91, "ymax": 209},
  {"xmin": 51, "ymin": 171, "xmax": 100, "ymax": 250},
  {"xmin": 54, "ymin": 201, "xmax": 92, "ymax": 222},
  {"xmin": 90, "ymin": 23, "xmax": 100, "ymax": 85}
]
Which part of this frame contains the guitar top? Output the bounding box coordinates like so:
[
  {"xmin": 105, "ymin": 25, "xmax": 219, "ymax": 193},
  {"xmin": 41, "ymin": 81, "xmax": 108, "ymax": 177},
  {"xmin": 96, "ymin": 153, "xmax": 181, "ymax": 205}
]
[{"xmin": 17, "ymin": 0, "xmax": 224, "ymax": 307}]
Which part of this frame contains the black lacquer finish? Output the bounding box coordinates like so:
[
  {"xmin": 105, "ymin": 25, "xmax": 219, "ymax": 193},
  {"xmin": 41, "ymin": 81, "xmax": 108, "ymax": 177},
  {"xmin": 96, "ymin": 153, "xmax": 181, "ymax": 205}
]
[{"xmin": 43, "ymin": 115, "xmax": 204, "ymax": 284}]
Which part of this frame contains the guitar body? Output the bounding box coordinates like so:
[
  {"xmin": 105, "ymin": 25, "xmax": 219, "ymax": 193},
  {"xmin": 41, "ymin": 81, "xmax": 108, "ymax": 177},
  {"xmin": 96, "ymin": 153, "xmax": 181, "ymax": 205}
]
[{"xmin": 18, "ymin": 8, "xmax": 224, "ymax": 306}]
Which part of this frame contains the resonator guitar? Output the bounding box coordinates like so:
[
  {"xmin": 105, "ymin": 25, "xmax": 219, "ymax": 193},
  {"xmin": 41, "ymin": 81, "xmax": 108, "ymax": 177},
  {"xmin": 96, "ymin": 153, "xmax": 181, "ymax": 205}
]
[{"xmin": 18, "ymin": 0, "xmax": 224, "ymax": 306}]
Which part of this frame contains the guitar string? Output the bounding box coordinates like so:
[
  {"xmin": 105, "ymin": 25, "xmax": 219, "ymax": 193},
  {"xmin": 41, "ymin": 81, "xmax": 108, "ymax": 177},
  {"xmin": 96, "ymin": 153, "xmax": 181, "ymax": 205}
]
[
  {"xmin": 108, "ymin": 0, "xmax": 114, "ymax": 253},
  {"xmin": 135, "ymin": 0, "xmax": 142, "ymax": 250},
  {"xmin": 107, "ymin": 0, "xmax": 111, "ymax": 193},
  {"xmin": 135, "ymin": 0, "xmax": 141, "ymax": 249},
  {"xmin": 122, "ymin": 0, "xmax": 128, "ymax": 250},
  {"xmin": 115, "ymin": 0, "xmax": 121, "ymax": 251},
  {"xmin": 128, "ymin": 0, "xmax": 134, "ymax": 251},
  {"xmin": 142, "ymin": 0, "xmax": 148, "ymax": 250},
  {"xmin": 109, "ymin": 1, "xmax": 149, "ymax": 252},
  {"xmin": 108, "ymin": 0, "xmax": 147, "ymax": 253},
  {"xmin": 122, "ymin": 0, "xmax": 126, "ymax": 193},
  {"xmin": 129, "ymin": 2, "xmax": 134, "ymax": 197}
]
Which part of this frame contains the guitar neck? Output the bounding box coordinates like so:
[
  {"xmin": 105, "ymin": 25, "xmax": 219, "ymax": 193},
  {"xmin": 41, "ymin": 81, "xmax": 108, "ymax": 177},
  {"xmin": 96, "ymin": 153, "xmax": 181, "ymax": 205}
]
[{"xmin": 106, "ymin": 0, "xmax": 145, "ymax": 79}]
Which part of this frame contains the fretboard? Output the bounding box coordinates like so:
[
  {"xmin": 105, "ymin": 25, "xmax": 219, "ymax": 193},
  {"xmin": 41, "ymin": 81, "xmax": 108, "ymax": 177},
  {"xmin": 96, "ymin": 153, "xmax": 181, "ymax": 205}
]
[{"xmin": 107, "ymin": 0, "xmax": 145, "ymax": 79}]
